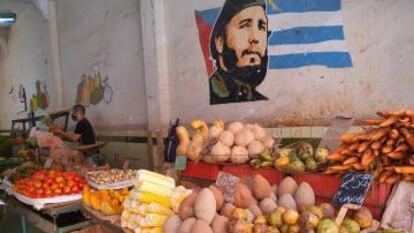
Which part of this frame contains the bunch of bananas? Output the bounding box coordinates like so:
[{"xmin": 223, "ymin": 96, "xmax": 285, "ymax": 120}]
[{"xmin": 249, "ymin": 149, "xmax": 275, "ymax": 169}]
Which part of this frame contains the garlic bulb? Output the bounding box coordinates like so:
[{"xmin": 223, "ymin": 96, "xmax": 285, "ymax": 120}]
[
  {"xmin": 230, "ymin": 146, "xmax": 249, "ymax": 164},
  {"xmin": 210, "ymin": 142, "xmax": 231, "ymax": 163}
]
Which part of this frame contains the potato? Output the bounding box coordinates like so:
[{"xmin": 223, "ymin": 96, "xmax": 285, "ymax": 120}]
[
  {"xmin": 163, "ymin": 215, "xmax": 182, "ymax": 233},
  {"xmin": 190, "ymin": 219, "xmax": 213, "ymax": 233},
  {"xmin": 177, "ymin": 218, "xmax": 196, "ymax": 233},
  {"xmin": 179, "ymin": 191, "xmax": 198, "ymax": 220},
  {"xmin": 208, "ymin": 184, "xmax": 224, "ymax": 210},
  {"xmin": 220, "ymin": 203, "xmax": 236, "ymax": 218},
  {"xmin": 211, "ymin": 215, "xmax": 229, "ymax": 233}
]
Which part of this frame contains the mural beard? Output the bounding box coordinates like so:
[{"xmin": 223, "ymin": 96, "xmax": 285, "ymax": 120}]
[{"xmin": 220, "ymin": 43, "xmax": 268, "ymax": 88}]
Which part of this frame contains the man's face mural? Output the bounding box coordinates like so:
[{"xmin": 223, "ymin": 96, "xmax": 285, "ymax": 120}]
[
  {"xmin": 209, "ymin": 1, "xmax": 269, "ymax": 105},
  {"xmin": 217, "ymin": 6, "xmax": 268, "ymax": 69}
]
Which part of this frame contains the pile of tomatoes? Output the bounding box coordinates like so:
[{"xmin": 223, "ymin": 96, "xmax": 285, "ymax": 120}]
[{"xmin": 13, "ymin": 170, "xmax": 86, "ymax": 198}]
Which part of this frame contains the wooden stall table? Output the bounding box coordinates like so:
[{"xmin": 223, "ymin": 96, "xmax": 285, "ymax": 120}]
[{"xmin": 7, "ymin": 197, "xmax": 91, "ymax": 233}]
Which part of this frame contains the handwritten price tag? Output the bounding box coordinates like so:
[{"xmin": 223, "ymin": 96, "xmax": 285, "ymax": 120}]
[
  {"xmin": 333, "ymin": 173, "xmax": 373, "ymax": 206},
  {"xmin": 216, "ymin": 172, "xmax": 239, "ymax": 203}
]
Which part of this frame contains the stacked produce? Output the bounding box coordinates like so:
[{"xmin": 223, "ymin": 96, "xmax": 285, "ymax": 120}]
[
  {"xmin": 87, "ymin": 169, "xmax": 136, "ymax": 185},
  {"xmin": 326, "ymin": 109, "xmax": 414, "ymax": 184},
  {"xmin": 167, "ymin": 175, "xmax": 392, "ymax": 233},
  {"xmin": 176, "ymin": 120, "xmax": 275, "ymax": 164},
  {"xmin": 270, "ymin": 143, "xmax": 330, "ymax": 174},
  {"xmin": 82, "ymin": 186, "xmax": 129, "ymax": 215},
  {"xmin": 13, "ymin": 169, "xmax": 86, "ymax": 198},
  {"xmin": 121, "ymin": 170, "xmax": 191, "ymax": 233}
]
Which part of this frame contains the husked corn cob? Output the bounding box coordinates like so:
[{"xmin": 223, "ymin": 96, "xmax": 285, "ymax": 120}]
[
  {"xmin": 134, "ymin": 191, "xmax": 171, "ymax": 207},
  {"xmin": 134, "ymin": 227, "xmax": 162, "ymax": 233},
  {"xmin": 137, "ymin": 213, "xmax": 168, "ymax": 227},
  {"xmin": 137, "ymin": 170, "xmax": 175, "ymax": 189},
  {"xmin": 127, "ymin": 214, "xmax": 140, "ymax": 230},
  {"xmin": 147, "ymin": 202, "xmax": 173, "ymax": 216},
  {"xmin": 135, "ymin": 180, "xmax": 173, "ymax": 198}
]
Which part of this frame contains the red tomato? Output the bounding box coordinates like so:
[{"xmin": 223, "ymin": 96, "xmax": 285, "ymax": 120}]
[
  {"xmin": 77, "ymin": 183, "xmax": 85, "ymax": 189},
  {"xmin": 44, "ymin": 178, "xmax": 53, "ymax": 185},
  {"xmin": 44, "ymin": 188, "xmax": 52, "ymax": 196},
  {"xmin": 67, "ymin": 180, "xmax": 76, "ymax": 187},
  {"xmin": 58, "ymin": 182, "xmax": 64, "ymax": 188},
  {"xmin": 54, "ymin": 188, "xmax": 62, "ymax": 195},
  {"xmin": 35, "ymin": 188, "xmax": 44, "ymax": 196},
  {"xmin": 42, "ymin": 182, "xmax": 50, "ymax": 189},
  {"xmin": 50, "ymin": 183, "xmax": 58, "ymax": 190},
  {"xmin": 34, "ymin": 181, "xmax": 42, "ymax": 188},
  {"xmin": 32, "ymin": 170, "xmax": 47, "ymax": 181},
  {"xmin": 63, "ymin": 186, "xmax": 71, "ymax": 194},
  {"xmin": 70, "ymin": 186, "xmax": 80, "ymax": 194},
  {"xmin": 55, "ymin": 176, "xmax": 64, "ymax": 183}
]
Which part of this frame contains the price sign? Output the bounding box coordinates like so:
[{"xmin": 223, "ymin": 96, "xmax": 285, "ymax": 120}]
[
  {"xmin": 333, "ymin": 173, "xmax": 373, "ymax": 206},
  {"xmin": 215, "ymin": 172, "xmax": 239, "ymax": 203}
]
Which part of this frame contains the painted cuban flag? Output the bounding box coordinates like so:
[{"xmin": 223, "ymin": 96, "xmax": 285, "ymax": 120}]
[{"xmin": 195, "ymin": 0, "xmax": 353, "ymax": 76}]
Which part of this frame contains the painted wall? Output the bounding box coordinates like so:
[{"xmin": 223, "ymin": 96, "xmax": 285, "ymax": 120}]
[
  {"xmin": 56, "ymin": 0, "xmax": 148, "ymax": 130},
  {"xmin": 164, "ymin": 0, "xmax": 414, "ymax": 124},
  {"xmin": 0, "ymin": 5, "xmax": 54, "ymax": 129}
]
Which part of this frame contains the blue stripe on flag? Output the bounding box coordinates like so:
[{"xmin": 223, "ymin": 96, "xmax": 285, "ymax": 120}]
[
  {"xmin": 269, "ymin": 52, "xmax": 353, "ymax": 69},
  {"xmin": 269, "ymin": 26, "xmax": 344, "ymax": 45},
  {"xmin": 195, "ymin": 8, "xmax": 220, "ymax": 26},
  {"xmin": 267, "ymin": 0, "xmax": 341, "ymax": 15}
]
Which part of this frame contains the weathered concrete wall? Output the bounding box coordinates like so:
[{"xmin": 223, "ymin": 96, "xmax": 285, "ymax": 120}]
[
  {"xmin": 0, "ymin": 5, "xmax": 54, "ymax": 129},
  {"xmin": 164, "ymin": 0, "xmax": 414, "ymax": 124},
  {"xmin": 56, "ymin": 0, "xmax": 148, "ymax": 130}
]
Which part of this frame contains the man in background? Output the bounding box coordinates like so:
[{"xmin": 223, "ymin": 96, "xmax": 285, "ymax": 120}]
[
  {"xmin": 55, "ymin": 104, "xmax": 96, "ymax": 145},
  {"xmin": 52, "ymin": 104, "xmax": 100, "ymax": 166}
]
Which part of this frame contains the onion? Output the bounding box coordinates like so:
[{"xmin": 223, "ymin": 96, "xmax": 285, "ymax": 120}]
[
  {"xmin": 209, "ymin": 126, "xmax": 223, "ymax": 140},
  {"xmin": 227, "ymin": 122, "xmax": 244, "ymax": 134},
  {"xmin": 218, "ymin": 130, "xmax": 235, "ymax": 147},
  {"xmin": 230, "ymin": 146, "xmax": 249, "ymax": 164},
  {"xmin": 252, "ymin": 124, "xmax": 267, "ymax": 140},
  {"xmin": 261, "ymin": 137, "xmax": 275, "ymax": 149},
  {"xmin": 234, "ymin": 129, "xmax": 255, "ymax": 147},
  {"xmin": 211, "ymin": 142, "xmax": 231, "ymax": 162},
  {"xmin": 247, "ymin": 140, "xmax": 265, "ymax": 158}
]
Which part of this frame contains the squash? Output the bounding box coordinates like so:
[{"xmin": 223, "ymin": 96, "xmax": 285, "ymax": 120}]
[
  {"xmin": 194, "ymin": 188, "xmax": 216, "ymax": 224},
  {"xmin": 278, "ymin": 194, "xmax": 297, "ymax": 211},
  {"xmin": 190, "ymin": 219, "xmax": 213, "ymax": 233},
  {"xmin": 259, "ymin": 198, "xmax": 278, "ymax": 214},
  {"xmin": 176, "ymin": 126, "xmax": 190, "ymax": 156},
  {"xmin": 294, "ymin": 182, "xmax": 315, "ymax": 210},
  {"xmin": 252, "ymin": 174, "xmax": 272, "ymax": 200},
  {"xmin": 278, "ymin": 177, "xmax": 298, "ymax": 198},
  {"xmin": 208, "ymin": 184, "xmax": 224, "ymax": 210}
]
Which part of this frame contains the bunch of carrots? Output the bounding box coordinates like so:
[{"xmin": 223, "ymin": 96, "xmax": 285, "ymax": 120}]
[{"xmin": 326, "ymin": 109, "xmax": 414, "ymax": 184}]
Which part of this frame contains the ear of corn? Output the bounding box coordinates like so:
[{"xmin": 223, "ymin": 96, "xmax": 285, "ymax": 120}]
[
  {"xmin": 137, "ymin": 213, "xmax": 168, "ymax": 227},
  {"xmin": 136, "ymin": 170, "xmax": 175, "ymax": 189},
  {"xmin": 147, "ymin": 202, "xmax": 173, "ymax": 216},
  {"xmin": 135, "ymin": 180, "xmax": 173, "ymax": 198},
  {"xmin": 136, "ymin": 191, "xmax": 171, "ymax": 208}
]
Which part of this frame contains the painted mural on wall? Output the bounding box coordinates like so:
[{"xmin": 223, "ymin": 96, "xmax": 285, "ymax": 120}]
[
  {"xmin": 8, "ymin": 85, "xmax": 27, "ymax": 113},
  {"xmin": 30, "ymin": 80, "xmax": 49, "ymax": 111},
  {"xmin": 75, "ymin": 71, "xmax": 113, "ymax": 107},
  {"xmin": 195, "ymin": 0, "xmax": 353, "ymax": 105}
]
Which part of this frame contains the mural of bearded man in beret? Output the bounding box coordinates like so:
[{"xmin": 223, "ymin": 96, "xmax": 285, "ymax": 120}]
[{"xmin": 209, "ymin": 0, "xmax": 270, "ymax": 105}]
